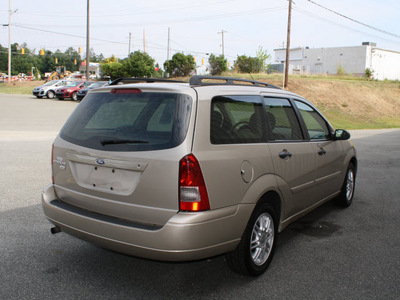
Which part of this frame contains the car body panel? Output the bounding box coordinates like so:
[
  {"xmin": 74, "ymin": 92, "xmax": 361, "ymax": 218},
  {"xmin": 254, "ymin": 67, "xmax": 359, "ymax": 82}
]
[
  {"xmin": 55, "ymin": 81, "xmax": 93, "ymax": 100},
  {"xmin": 42, "ymin": 78, "xmax": 357, "ymax": 262},
  {"xmin": 32, "ymin": 80, "xmax": 68, "ymax": 98},
  {"xmin": 76, "ymin": 81, "xmax": 109, "ymax": 100}
]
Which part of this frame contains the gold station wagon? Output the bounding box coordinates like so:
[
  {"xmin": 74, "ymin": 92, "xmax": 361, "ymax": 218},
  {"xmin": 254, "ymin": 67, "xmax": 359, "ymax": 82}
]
[{"xmin": 42, "ymin": 76, "xmax": 357, "ymax": 276}]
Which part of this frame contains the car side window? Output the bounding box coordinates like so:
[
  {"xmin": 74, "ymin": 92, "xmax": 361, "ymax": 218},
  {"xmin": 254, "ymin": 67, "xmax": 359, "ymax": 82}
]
[
  {"xmin": 264, "ymin": 98, "xmax": 303, "ymax": 141},
  {"xmin": 211, "ymin": 95, "xmax": 264, "ymax": 144},
  {"xmin": 295, "ymin": 101, "xmax": 330, "ymax": 140}
]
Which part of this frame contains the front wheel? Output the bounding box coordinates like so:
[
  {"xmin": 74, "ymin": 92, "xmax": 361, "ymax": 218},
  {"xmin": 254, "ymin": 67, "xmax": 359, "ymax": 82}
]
[
  {"xmin": 46, "ymin": 90, "xmax": 55, "ymax": 99},
  {"xmin": 335, "ymin": 163, "xmax": 356, "ymax": 207},
  {"xmin": 225, "ymin": 202, "xmax": 277, "ymax": 276},
  {"xmin": 71, "ymin": 92, "xmax": 78, "ymax": 101},
  {"xmin": 36, "ymin": 96, "xmax": 43, "ymax": 99}
]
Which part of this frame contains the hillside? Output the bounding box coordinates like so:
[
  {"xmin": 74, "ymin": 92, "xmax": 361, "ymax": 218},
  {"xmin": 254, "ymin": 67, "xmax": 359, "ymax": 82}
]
[
  {"xmin": 233, "ymin": 75, "xmax": 400, "ymax": 129},
  {"xmin": 1, "ymin": 76, "xmax": 399, "ymax": 129}
]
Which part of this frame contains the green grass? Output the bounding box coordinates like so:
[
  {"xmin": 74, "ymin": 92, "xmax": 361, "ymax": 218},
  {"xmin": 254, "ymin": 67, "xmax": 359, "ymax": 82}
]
[
  {"xmin": 0, "ymin": 83, "xmax": 34, "ymax": 94},
  {"xmin": 320, "ymin": 109, "xmax": 400, "ymax": 129}
]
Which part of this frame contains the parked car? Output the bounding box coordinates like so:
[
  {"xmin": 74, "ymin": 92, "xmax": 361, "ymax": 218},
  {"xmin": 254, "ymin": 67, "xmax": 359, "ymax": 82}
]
[
  {"xmin": 76, "ymin": 81, "xmax": 109, "ymax": 101},
  {"xmin": 32, "ymin": 80, "xmax": 68, "ymax": 99},
  {"xmin": 42, "ymin": 76, "xmax": 357, "ymax": 276},
  {"xmin": 55, "ymin": 81, "xmax": 94, "ymax": 101}
]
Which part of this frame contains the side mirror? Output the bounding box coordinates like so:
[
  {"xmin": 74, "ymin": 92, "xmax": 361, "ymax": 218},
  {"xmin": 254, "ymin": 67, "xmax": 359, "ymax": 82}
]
[{"xmin": 333, "ymin": 129, "xmax": 351, "ymax": 141}]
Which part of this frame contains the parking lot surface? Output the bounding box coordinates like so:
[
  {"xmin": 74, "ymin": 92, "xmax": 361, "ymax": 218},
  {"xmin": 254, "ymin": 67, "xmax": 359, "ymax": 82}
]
[{"xmin": 1, "ymin": 94, "xmax": 399, "ymax": 299}]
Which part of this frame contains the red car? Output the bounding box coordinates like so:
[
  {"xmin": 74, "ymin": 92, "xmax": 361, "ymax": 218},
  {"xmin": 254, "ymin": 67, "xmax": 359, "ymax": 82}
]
[{"xmin": 55, "ymin": 81, "xmax": 94, "ymax": 101}]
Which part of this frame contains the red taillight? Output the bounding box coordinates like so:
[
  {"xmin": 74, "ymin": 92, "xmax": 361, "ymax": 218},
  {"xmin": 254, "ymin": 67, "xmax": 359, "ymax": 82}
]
[
  {"xmin": 110, "ymin": 88, "xmax": 142, "ymax": 94},
  {"xmin": 179, "ymin": 154, "xmax": 210, "ymax": 212},
  {"xmin": 51, "ymin": 143, "xmax": 54, "ymax": 184}
]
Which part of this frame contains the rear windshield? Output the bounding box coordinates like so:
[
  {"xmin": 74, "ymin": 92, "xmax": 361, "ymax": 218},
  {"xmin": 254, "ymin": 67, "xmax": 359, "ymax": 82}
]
[{"xmin": 60, "ymin": 91, "xmax": 192, "ymax": 151}]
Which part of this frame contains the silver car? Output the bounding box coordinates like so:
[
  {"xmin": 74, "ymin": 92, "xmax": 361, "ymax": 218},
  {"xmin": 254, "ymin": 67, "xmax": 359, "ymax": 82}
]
[
  {"xmin": 32, "ymin": 80, "xmax": 68, "ymax": 99},
  {"xmin": 42, "ymin": 76, "xmax": 357, "ymax": 276}
]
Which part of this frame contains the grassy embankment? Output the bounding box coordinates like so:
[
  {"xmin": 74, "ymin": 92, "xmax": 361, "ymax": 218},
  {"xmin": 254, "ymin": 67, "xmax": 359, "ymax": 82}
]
[{"xmin": 1, "ymin": 75, "xmax": 399, "ymax": 129}]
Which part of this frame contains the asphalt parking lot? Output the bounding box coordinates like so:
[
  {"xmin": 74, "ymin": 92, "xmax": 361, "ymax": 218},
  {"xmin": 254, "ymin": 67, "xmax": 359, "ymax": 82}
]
[{"xmin": 1, "ymin": 94, "xmax": 399, "ymax": 299}]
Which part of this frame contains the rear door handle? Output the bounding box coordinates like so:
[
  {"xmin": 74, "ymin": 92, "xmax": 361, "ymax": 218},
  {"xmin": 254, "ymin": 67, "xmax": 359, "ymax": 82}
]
[
  {"xmin": 279, "ymin": 150, "xmax": 292, "ymax": 159},
  {"xmin": 318, "ymin": 148, "xmax": 327, "ymax": 155}
]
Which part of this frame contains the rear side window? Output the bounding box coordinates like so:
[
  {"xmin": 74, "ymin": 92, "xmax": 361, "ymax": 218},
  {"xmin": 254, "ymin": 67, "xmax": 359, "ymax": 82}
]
[
  {"xmin": 60, "ymin": 91, "xmax": 192, "ymax": 151},
  {"xmin": 264, "ymin": 98, "xmax": 303, "ymax": 141},
  {"xmin": 211, "ymin": 95, "xmax": 264, "ymax": 144}
]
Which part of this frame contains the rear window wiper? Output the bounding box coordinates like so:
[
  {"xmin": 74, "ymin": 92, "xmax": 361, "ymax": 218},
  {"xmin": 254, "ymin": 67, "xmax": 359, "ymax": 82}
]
[{"xmin": 100, "ymin": 139, "xmax": 149, "ymax": 146}]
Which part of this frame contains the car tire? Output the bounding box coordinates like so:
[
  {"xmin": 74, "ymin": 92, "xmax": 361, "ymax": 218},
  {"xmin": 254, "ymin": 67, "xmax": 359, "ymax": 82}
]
[
  {"xmin": 225, "ymin": 202, "xmax": 277, "ymax": 276},
  {"xmin": 335, "ymin": 163, "xmax": 356, "ymax": 207},
  {"xmin": 36, "ymin": 96, "xmax": 43, "ymax": 99},
  {"xmin": 47, "ymin": 90, "xmax": 55, "ymax": 99},
  {"xmin": 71, "ymin": 92, "xmax": 78, "ymax": 101}
]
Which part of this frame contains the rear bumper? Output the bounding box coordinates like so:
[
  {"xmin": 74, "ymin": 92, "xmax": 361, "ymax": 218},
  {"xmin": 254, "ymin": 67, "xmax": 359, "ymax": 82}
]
[{"xmin": 41, "ymin": 184, "xmax": 253, "ymax": 261}]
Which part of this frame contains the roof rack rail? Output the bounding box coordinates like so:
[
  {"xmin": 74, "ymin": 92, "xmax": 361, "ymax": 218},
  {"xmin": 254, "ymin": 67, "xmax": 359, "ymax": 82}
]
[
  {"xmin": 189, "ymin": 75, "xmax": 281, "ymax": 89},
  {"xmin": 109, "ymin": 77, "xmax": 187, "ymax": 86}
]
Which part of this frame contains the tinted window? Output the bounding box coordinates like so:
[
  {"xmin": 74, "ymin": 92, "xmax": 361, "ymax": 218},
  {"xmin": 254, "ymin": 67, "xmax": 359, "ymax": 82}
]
[
  {"xmin": 295, "ymin": 101, "xmax": 330, "ymax": 140},
  {"xmin": 64, "ymin": 81, "xmax": 82, "ymax": 87},
  {"xmin": 211, "ymin": 95, "xmax": 264, "ymax": 144},
  {"xmin": 60, "ymin": 91, "xmax": 192, "ymax": 151},
  {"xmin": 264, "ymin": 98, "xmax": 303, "ymax": 141}
]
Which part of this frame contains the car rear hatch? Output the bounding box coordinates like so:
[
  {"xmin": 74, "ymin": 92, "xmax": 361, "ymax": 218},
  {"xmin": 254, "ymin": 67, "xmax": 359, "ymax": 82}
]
[{"xmin": 52, "ymin": 84, "xmax": 196, "ymax": 227}]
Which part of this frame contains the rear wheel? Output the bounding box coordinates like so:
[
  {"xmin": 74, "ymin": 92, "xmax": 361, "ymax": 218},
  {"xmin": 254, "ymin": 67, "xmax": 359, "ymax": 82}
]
[
  {"xmin": 36, "ymin": 96, "xmax": 43, "ymax": 99},
  {"xmin": 46, "ymin": 90, "xmax": 55, "ymax": 99},
  {"xmin": 225, "ymin": 202, "xmax": 277, "ymax": 276},
  {"xmin": 335, "ymin": 163, "xmax": 356, "ymax": 207}
]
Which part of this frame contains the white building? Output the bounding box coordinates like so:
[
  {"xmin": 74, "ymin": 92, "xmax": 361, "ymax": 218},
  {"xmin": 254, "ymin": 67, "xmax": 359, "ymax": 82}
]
[
  {"xmin": 273, "ymin": 43, "xmax": 400, "ymax": 81},
  {"xmin": 79, "ymin": 62, "xmax": 101, "ymax": 79}
]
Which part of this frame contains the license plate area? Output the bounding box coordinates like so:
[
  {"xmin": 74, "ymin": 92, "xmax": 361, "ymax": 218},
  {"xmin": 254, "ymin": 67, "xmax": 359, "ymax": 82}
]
[{"xmin": 69, "ymin": 162, "xmax": 142, "ymax": 196}]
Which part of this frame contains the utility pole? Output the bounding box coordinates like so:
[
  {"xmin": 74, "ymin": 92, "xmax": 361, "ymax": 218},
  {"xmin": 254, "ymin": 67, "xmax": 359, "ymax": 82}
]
[
  {"xmin": 128, "ymin": 32, "xmax": 132, "ymax": 56},
  {"xmin": 218, "ymin": 29, "xmax": 227, "ymax": 57},
  {"xmin": 85, "ymin": 0, "xmax": 90, "ymax": 81},
  {"xmin": 284, "ymin": 0, "xmax": 292, "ymax": 88},
  {"xmin": 8, "ymin": 0, "xmax": 11, "ymax": 83},
  {"xmin": 167, "ymin": 27, "xmax": 170, "ymax": 61}
]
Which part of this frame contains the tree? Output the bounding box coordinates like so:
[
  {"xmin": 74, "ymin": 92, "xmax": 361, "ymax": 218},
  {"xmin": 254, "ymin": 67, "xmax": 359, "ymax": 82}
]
[
  {"xmin": 164, "ymin": 53, "xmax": 196, "ymax": 77},
  {"xmin": 12, "ymin": 43, "xmax": 35, "ymax": 75},
  {"xmin": 208, "ymin": 54, "xmax": 228, "ymax": 75},
  {"xmin": 234, "ymin": 55, "xmax": 263, "ymax": 73},
  {"xmin": 100, "ymin": 62, "xmax": 126, "ymax": 79},
  {"xmin": 123, "ymin": 51, "xmax": 155, "ymax": 77},
  {"xmin": 234, "ymin": 47, "xmax": 271, "ymax": 74},
  {"xmin": 104, "ymin": 55, "xmax": 118, "ymax": 63},
  {"xmin": 89, "ymin": 48, "xmax": 105, "ymax": 63},
  {"xmin": 256, "ymin": 46, "xmax": 271, "ymax": 72},
  {"xmin": 0, "ymin": 44, "xmax": 8, "ymax": 73},
  {"xmin": 153, "ymin": 63, "xmax": 163, "ymax": 77}
]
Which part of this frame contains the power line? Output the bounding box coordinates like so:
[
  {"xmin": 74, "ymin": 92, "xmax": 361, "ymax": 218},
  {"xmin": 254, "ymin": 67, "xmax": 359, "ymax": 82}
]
[
  {"xmin": 305, "ymin": 0, "xmax": 400, "ymax": 39},
  {"xmin": 12, "ymin": 23, "xmax": 127, "ymax": 45},
  {"xmin": 10, "ymin": 23, "xmax": 215, "ymax": 59},
  {"xmin": 293, "ymin": 7, "xmax": 400, "ymax": 44}
]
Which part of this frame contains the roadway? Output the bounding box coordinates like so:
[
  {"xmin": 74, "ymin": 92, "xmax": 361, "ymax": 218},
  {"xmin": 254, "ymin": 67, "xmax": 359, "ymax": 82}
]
[{"xmin": 1, "ymin": 94, "xmax": 399, "ymax": 299}]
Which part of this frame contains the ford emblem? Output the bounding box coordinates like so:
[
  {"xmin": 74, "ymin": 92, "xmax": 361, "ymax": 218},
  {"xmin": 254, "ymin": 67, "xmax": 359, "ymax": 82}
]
[{"xmin": 96, "ymin": 159, "xmax": 105, "ymax": 165}]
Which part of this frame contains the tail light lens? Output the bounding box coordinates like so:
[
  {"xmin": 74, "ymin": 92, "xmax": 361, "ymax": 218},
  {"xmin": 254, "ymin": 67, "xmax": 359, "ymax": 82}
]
[
  {"xmin": 179, "ymin": 154, "xmax": 210, "ymax": 212},
  {"xmin": 111, "ymin": 88, "xmax": 142, "ymax": 94}
]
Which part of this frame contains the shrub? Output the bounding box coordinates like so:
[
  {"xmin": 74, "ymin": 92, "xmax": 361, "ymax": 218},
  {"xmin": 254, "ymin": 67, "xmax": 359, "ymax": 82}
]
[{"xmin": 208, "ymin": 54, "xmax": 228, "ymax": 75}]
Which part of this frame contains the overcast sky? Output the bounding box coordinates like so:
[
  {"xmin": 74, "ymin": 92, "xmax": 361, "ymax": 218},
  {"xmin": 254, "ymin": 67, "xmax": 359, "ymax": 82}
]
[{"xmin": 1, "ymin": 0, "xmax": 400, "ymax": 66}]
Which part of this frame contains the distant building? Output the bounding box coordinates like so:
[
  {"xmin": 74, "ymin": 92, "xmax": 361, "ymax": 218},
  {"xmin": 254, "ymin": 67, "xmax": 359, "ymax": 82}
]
[
  {"xmin": 272, "ymin": 43, "xmax": 400, "ymax": 81},
  {"xmin": 79, "ymin": 62, "xmax": 101, "ymax": 79}
]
